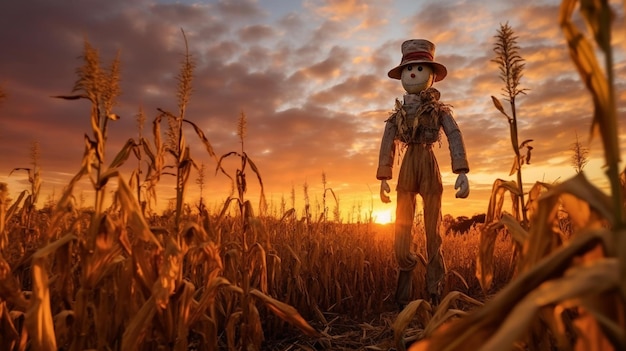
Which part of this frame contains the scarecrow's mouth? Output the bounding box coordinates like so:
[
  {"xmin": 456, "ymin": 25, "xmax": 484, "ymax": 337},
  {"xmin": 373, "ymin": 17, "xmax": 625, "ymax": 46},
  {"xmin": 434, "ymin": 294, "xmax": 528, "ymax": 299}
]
[
  {"xmin": 403, "ymin": 79, "xmax": 431, "ymax": 92},
  {"xmin": 404, "ymin": 78, "xmax": 430, "ymax": 87}
]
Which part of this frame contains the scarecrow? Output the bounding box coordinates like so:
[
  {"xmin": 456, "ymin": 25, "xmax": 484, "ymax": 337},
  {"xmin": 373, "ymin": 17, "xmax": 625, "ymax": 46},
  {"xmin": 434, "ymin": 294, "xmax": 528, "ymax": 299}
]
[{"xmin": 377, "ymin": 39, "xmax": 469, "ymax": 307}]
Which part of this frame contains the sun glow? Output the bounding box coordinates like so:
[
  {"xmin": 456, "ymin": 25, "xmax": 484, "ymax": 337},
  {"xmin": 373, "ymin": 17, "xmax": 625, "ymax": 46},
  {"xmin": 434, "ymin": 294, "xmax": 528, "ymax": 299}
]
[{"xmin": 373, "ymin": 209, "xmax": 393, "ymax": 224}]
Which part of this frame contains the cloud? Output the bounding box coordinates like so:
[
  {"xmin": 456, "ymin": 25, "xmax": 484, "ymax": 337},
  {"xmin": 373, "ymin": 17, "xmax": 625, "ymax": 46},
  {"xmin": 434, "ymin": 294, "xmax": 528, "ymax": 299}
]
[
  {"xmin": 308, "ymin": 0, "xmax": 391, "ymax": 30},
  {"xmin": 0, "ymin": 0, "xmax": 624, "ymax": 218}
]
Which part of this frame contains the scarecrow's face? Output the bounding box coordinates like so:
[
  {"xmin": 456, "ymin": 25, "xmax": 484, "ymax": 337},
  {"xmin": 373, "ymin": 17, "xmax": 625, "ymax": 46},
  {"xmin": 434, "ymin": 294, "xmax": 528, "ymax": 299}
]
[{"xmin": 401, "ymin": 64, "xmax": 433, "ymax": 94}]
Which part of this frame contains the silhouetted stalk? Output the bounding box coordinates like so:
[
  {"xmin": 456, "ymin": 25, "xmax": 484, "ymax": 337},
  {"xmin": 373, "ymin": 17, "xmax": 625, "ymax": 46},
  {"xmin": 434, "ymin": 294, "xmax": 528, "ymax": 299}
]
[
  {"xmin": 491, "ymin": 23, "xmax": 530, "ymax": 227},
  {"xmin": 195, "ymin": 162, "xmax": 206, "ymax": 212},
  {"xmin": 26, "ymin": 141, "xmax": 41, "ymax": 229},
  {"xmin": 237, "ymin": 112, "xmax": 251, "ymax": 350},
  {"xmin": 216, "ymin": 111, "xmax": 268, "ymax": 349},
  {"xmin": 55, "ymin": 41, "xmax": 121, "ymax": 217},
  {"xmin": 55, "ymin": 40, "xmax": 122, "ymax": 351},
  {"xmin": 135, "ymin": 107, "xmax": 146, "ymax": 209},
  {"xmin": 174, "ymin": 29, "xmax": 194, "ymax": 231},
  {"xmin": 570, "ymin": 132, "xmax": 589, "ymax": 174},
  {"xmin": 510, "ymin": 98, "xmax": 525, "ymax": 223}
]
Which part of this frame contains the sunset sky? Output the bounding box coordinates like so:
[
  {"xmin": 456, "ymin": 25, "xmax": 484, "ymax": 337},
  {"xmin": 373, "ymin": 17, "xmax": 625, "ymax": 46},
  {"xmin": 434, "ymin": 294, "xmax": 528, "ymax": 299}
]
[{"xmin": 1, "ymin": 0, "xmax": 625, "ymax": 223}]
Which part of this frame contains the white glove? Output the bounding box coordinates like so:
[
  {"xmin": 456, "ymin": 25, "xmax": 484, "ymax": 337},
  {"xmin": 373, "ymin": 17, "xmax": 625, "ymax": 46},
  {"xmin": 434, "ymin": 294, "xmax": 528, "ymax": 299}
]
[
  {"xmin": 454, "ymin": 172, "xmax": 469, "ymax": 198},
  {"xmin": 380, "ymin": 180, "xmax": 391, "ymax": 203}
]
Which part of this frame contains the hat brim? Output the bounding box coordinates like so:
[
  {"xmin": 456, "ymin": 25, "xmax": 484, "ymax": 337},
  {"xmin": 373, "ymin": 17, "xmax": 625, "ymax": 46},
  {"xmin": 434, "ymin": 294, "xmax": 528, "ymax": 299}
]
[{"xmin": 387, "ymin": 61, "xmax": 447, "ymax": 82}]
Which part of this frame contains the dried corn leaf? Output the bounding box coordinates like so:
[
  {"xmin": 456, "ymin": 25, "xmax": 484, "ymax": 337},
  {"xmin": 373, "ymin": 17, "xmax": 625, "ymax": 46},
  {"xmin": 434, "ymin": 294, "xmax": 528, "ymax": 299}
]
[
  {"xmin": 267, "ymin": 252, "xmax": 282, "ymax": 294},
  {"xmin": 525, "ymin": 182, "xmax": 551, "ymax": 222},
  {"xmin": 476, "ymin": 222, "xmax": 498, "ymax": 292},
  {"xmin": 478, "ymin": 177, "xmax": 525, "ymax": 291},
  {"xmin": 182, "ymin": 119, "xmax": 217, "ymax": 159},
  {"xmin": 49, "ymin": 165, "xmax": 87, "ymax": 233},
  {"xmin": 546, "ymin": 172, "xmax": 613, "ymax": 227},
  {"xmin": 226, "ymin": 310, "xmax": 242, "ymax": 350},
  {"xmin": 247, "ymin": 303, "xmax": 265, "ymax": 349},
  {"xmin": 491, "ymin": 95, "xmax": 511, "ymax": 119},
  {"xmin": 486, "ymin": 179, "xmax": 520, "ymax": 223},
  {"xmin": 189, "ymin": 277, "xmax": 239, "ymax": 324},
  {"xmin": 173, "ymin": 281, "xmax": 195, "ymax": 351},
  {"xmin": 90, "ymin": 108, "xmax": 105, "ymax": 164},
  {"xmin": 52, "ymin": 94, "xmax": 89, "ymax": 101},
  {"xmin": 152, "ymin": 237, "xmax": 182, "ymax": 310},
  {"xmin": 500, "ymin": 213, "xmax": 528, "ymax": 245},
  {"xmin": 121, "ymin": 296, "xmax": 157, "ymax": 350},
  {"xmin": 579, "ymin": 0, "xmax": 612, "ymax": 57},
  {"xmin": 180, "ymin": 222, "xmax": 209, "ymax": 249},
  {"xmin": 560, "ymin": 0, "xmax": 619, "ymax": 168},
  {"xmin": 245, "ymin": 154, "xmax": 267, "ymax": 213},
  {"xmin": 520, "ymin": 186, "xmax": 563, "ymax": 272},
  {"xmin": 85, "ymin": 214, "xmax": 124, "ymax": 287},
  {"xmin": 249, "ymin": 243, "xmax": 268, "ymax": 294},
  {"xmin": 116, "ymin": 175, "xmax": 161, "ymax": 248},
  {"xmin": 152, "ymin": 114, "xmax": 163, "ymax": 152},
  {"xmin": 107, "ymin": 138, "xmax": 137, "ymax": 169},
  {"xmin": 509, "ymin": 155, "xmax": 521, "ymax": 176},
  {"xmin": 393, "ymin": 299, "xmax": 432, "ymax": 351},
  {"xmin": 479, "ymin": 258, "xmax": 619, "ymax": 351},
  {"xmin": 425, "ymin": 229, "xmax": 612, "ymax": 351},
  {"xmin": 425, "ymin": 291, "xmax": 482, "ymax": 337},
  {"xmin": 25, "ymin": 234, "xmax": 76, "ymax": 351},
  {"xmin": 249, "ymin": 288, "xmax": 320, "ymax": 337},
  {"xmin": 24, "ymin": 235, "xmax": 75, "ymax": 351},
  {"xmin": 140, "ymin": 136, "xmax": 156, "ymax": 165}
]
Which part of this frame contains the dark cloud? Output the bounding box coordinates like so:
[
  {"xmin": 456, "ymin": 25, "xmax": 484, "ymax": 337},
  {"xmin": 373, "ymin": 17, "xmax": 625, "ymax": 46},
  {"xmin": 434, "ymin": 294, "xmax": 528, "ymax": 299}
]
[
  {"xmin": 301, "ymin": 46, "xmax": 349, "ymax": 79},
  {"xmin": 238, "ymin": 24, "xmax": 276, "ymax": 42},
  {"xmin": 212, "ymin": 0, "xmax": 265, "ymax": 19}
]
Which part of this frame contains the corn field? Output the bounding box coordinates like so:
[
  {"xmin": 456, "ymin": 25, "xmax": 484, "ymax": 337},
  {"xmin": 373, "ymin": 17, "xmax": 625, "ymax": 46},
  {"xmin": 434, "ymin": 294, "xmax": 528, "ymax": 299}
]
[{"xmin": 1, "ymin": 0, "xmax": 625, "ymax": 350}]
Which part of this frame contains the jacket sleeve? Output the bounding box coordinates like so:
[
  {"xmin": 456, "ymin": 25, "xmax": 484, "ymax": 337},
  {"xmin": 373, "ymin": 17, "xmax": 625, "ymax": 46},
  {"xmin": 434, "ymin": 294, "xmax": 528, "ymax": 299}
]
[
  {"xmin": 441, "ymin": 110, "xmax": 469, "ymax": 174},
  {"xmin": 376, "ymin": 116, "xmax": 397, "ymax": 180}
]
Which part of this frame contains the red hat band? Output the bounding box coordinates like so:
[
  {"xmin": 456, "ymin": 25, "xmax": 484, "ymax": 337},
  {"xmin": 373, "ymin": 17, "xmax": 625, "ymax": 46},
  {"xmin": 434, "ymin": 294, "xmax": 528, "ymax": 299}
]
[{"xmin": 401, "ymin": 51, "xmax": 434, "ymax": 64}]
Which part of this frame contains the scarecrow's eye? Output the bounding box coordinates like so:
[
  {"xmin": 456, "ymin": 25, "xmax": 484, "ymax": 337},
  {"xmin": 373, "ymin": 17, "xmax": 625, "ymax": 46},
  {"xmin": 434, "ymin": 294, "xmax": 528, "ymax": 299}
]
[
  {"xmin": 417, "ymin": 66, "xmax": 423, "ymax": 72},
  {"xmin": 406, "ymin": 65, "xmax": 413, "ymax": 71}
]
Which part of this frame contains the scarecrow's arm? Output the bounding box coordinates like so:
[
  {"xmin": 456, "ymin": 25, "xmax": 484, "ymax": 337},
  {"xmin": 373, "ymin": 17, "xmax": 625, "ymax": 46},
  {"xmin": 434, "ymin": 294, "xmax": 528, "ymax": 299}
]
[
  {"xmin": 441, "ymin": 110, "xmax": 469, "ymax": 174},
  {"xmin": 376, "ymin": 115, "xmax": 397, "ymax": 180}
]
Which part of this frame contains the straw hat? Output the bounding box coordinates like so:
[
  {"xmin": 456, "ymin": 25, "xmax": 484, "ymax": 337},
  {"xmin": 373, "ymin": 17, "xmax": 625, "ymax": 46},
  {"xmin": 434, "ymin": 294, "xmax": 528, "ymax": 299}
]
[{"xmin": 388, "ymin": 39, "xmax": 447, "ymax": 81}]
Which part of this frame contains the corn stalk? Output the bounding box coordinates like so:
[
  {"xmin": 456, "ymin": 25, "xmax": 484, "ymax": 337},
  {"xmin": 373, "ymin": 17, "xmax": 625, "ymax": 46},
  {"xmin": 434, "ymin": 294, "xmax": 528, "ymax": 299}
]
[
  {"xmin": 491, "ymin": 23, "xmax": 531, "ymax": 228},
  {"xmin": 156, "ymin": 29, "xmax": 224, "ymax": 234},
  {"xmin": 54, "ymin": 40, "xmax": 121, "ymax": 215},
  {"xmin": 215, "ymin": 112, "xmax": 319, "ymax": 349}
]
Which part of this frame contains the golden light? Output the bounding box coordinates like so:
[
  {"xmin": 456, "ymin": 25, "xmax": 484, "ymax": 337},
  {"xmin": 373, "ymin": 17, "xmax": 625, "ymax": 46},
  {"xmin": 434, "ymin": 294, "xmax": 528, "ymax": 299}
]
[{"xmin": 373, "ymin": 209, "xmax": 393, "ymax": 224}]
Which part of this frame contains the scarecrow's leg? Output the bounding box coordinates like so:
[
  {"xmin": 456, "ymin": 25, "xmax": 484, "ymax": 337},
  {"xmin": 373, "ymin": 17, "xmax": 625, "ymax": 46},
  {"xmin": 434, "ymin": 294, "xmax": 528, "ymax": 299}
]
[
  {"xmin": 423, "ymin": 191, "xmax": 445, "ymax": 303},
  {"xmin": 394, "ymin": 190, "xmax": 418, "ymax": 308}
]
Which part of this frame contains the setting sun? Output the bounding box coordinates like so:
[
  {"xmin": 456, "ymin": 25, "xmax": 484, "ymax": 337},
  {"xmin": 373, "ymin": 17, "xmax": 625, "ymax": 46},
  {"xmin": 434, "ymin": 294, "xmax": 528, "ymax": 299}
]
[{"xmin": 373, "ymin": 209, "xmax": 393, "ymax": 224}]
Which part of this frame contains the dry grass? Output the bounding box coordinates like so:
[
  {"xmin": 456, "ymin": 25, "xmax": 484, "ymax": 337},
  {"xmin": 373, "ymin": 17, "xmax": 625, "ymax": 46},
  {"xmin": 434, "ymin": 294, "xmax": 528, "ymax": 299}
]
[{"xmin": 1, "ymin": 187, "xmax": 507, "ymax": 350}]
